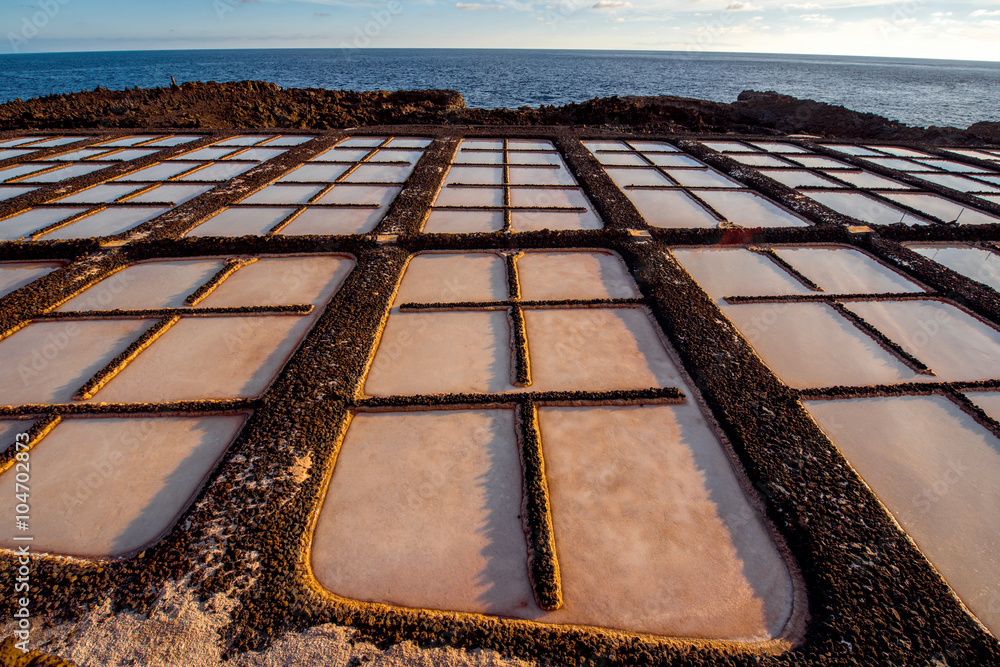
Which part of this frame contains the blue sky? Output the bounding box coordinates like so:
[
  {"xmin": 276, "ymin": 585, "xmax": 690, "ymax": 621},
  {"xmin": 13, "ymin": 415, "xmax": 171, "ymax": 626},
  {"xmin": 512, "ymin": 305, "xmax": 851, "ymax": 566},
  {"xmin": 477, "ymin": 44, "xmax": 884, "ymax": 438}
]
[{"xmin": 3, "ymin": 0, "xmax": 1000, "ymax": 60}]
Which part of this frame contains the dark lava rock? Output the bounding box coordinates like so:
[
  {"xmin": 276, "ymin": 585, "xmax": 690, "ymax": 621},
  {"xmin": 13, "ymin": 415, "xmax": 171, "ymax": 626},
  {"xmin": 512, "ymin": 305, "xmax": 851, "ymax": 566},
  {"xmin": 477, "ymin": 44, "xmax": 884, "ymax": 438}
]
[{"xmin": 1, "ymin": 81, "xmax": 996, "ymax": 143}]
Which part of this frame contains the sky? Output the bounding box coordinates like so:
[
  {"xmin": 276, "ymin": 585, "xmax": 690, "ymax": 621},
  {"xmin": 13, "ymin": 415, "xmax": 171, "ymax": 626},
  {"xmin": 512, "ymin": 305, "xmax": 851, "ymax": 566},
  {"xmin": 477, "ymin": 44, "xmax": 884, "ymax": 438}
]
[{"xmin": 2, "ymin": 0, "xmax": 1000, "ymax": 61}]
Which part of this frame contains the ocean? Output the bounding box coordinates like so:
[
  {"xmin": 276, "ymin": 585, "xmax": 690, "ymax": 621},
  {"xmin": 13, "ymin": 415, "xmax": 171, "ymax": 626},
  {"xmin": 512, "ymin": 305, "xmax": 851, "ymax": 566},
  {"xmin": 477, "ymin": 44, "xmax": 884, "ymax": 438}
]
[{"xmin": 1, "ymin": 48, "xmax": 998, "ymax": 129}]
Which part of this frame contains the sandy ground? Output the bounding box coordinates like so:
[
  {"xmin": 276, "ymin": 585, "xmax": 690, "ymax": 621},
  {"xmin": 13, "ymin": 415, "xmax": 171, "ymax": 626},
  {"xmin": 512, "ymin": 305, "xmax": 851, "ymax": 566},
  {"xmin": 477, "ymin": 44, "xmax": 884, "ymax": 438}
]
[{"xmin": 3, "ymin": 582, "xmax": 535, "ymax": 667}]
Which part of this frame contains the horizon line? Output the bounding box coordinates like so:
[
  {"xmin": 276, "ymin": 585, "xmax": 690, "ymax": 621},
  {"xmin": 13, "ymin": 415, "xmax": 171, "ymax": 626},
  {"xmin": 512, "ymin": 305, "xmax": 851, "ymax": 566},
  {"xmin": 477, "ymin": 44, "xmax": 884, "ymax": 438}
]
[{"xmin": 1, "ymin": 46, "xmax": 998, "ymax": 66}]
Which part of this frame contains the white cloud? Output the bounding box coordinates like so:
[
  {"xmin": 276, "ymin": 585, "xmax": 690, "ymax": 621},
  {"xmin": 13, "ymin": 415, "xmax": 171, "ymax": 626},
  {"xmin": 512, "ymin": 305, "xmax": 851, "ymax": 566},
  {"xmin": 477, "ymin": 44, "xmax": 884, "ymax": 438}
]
[
  {"xmin": 455, "ymin": 2, "xmax": 504, "ymax": 9},
  {"xmin": 591, "ymin": 0, "xmax": 631, "ymax": 8},
  {"xmin": 726, "ymin": 1, "xmax": 756, "ymax": 10},
  {"xmin": 801, "ymin": 13, "xmax": 834, "ymax": 24},
  {"xmin": 971, "ymin": 9, "xmax": 1000, "ymax": 17}
]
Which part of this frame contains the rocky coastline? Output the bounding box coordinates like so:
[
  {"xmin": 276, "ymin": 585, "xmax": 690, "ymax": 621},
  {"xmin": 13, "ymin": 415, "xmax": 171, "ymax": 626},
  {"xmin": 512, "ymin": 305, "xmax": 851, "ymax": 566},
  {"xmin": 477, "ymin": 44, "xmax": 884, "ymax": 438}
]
[{"xmin": 1, "ymin": 81, "xmax": 998, "ymax": 144}]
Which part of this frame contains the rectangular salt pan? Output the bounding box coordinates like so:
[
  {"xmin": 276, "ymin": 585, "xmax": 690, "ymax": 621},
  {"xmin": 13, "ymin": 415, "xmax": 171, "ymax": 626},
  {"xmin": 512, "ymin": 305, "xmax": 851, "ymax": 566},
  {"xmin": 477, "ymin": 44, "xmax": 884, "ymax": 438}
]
[
  {"xmin": 0, "ymin": 164, "xmax": 51, "ymax": 182},
  {"xmin": 0, "ymin": 208, "xmax": 86, "ymax": 241},
  {"xmin": 787, "ymin": 156, "xmax": 852, "ymax": 170},
  {"xmin": 342, "ymin": 164, "xmax": 415, "ymax": 184},
  {"xmin": 444, "ymin": 167, "xmax": 504, "ymax": 186},
  {"xmin": 0, "ymin": 319, "xmax": 156, "ymax": 404},
  {"xmin": 311, "ymin": 148, "xmax": 372, "ymax": 162},
  {"xmin": 807, "ymin": 191, "xmax": 928, "ymax": 225},
  {"xmin": 172, "ymin": 147, "xmax": 238, "ymax": 161},
  {"xmin": 364, "ymin": 310, "xmax": 512, "ymax": 396},
  {"xmin": 508, "ymin": 152, "xmax": 562, "ymax": 166},
  {"xmin": 278, "ymin": 163, "xmax": 351, "ymax": 183},
  {"xmin": 605, "ymin": 168, "xmax": 674, "ymax": 188},
  {"xmin": 38, "ymin": 207, "xmax": 169, "ymax": 240},
  {"xmin": 916, "ymin": 159, "xmax": 990, "ymax": 174},
  {"xmin": 626, "ymin": 141, "xmax": 679, "ymax": 152},
  {"xmin": 509, "ymin": 188, "xmax": 590, "ymax": 209},
  {"xmin": 143, "ymin": 136, "xmax": 200, "ymax": 147},
  {"xmin": 57, "ymin": 184, "xmax": 146, "ymax": 204},
  {"xmin": 703, "ymin": 141, "xmax": 756, "ymax": 153},
  {"xmin": 729, "ymin": 154, "xmax": 795, "ymax": 168},
  {"xmin": 311, "ymin": 410, "xmax": 535, "ymax": 616},
  {"xmin": 509, "ymin": 210, "xmax": 602, "ymax": 231},
  {"xmin": 422, "ymin": 210, "xmax": 504, "ymax": 233},
  {"xmin": 825, "ymin": 170, "xmax": 912, "ymax": 190},
  {"xmin": 101, "ymin": 149, "xmax": 160, "ymax": 161},
  {"xmin": 186, "ymin": 207, "xmax": 296, "ymax": 237},
  {"xmin": 507, "ymin": 140, "xmax": 555, "ymax": 151},
  {"xmin": 338, "ymin": 137, "xmax": 387, "ymax": 148},
  {"xmin": 0, "ymin": 150, "xmax": 34, "ymax": 161},
  {"xmin": 126, "ymin": 184, "xmax": 213, "ymax": 204},
  {"xmin": 628, "ymin": 189, "xmax": 719, "ymax": 228},
  {"xmin": 394, "ymin": 253, "xmax": 507, "ymax": 304},
  {"xmin": 25, "ymin": 137, "xmax": 84, "ymax": 148},
  {"xmin": 435, "ymin": 187, "xmax": 505, "ymax": 208},
  {"xmin": 805, "ymin": 395, "xmax": 1000, "ymax": 637},
  {"xmin": 216, "ymin": 136, "xmax": 271, "ymax": 146},
  {"xmin": 0, "ymin": 137, "xmax": 46, "ymax": 148},
  {"xmin": 277, "ymin": 208, "xmax": 383, "ymax": 235},
  {"xmin": 312, "ymin": 405, "xmax": 795, "ymax": 640},
  {"xmin": 196, "ymin": 256, "xmax": 354, "ymax": 308},
  {"xmin": 664, "ymin": 169, "xmax": 744, "ymax": 189},
  {"xmin": 368, "ymin": 149, "xmax": 424, "ymax": 164},
  {"xmin": 42, "ymin": 149, "xmax": 111, "ymax": 162},
  {"xmin": 907, "ymin": 245, "xmax": 1000, "ymax": 293},
  {"xmin": 523, "ymin": 308, "xmax": 684, "ymax": 392},
  {"xmin": 175, "ymin": 162, "xmax": 256, "ymax": 182},
  {"xmin": 0, "ymin": 186, "xmax": 35, "ymax": 201},
  {"xmin": 241, "ymin": 184, "xmax": 325, "ymax": 205},
  {"xmin": 760, "ymin": 170, "xmax": 844, "ymax": 189},
  {"xmin": 591, "ymin": 152, "xmax": 648, "ymax": 167},
  {"xmin": 771, "ymin": 246, "xmax": 924, "ymax": 294},
  {"xmin": 224, "ymin": 148, "xmax": 285, "ymax": 162},
  {"xmin": 751, "ymin": 142, "xmax": 810, "ymax": 153},
  {"xmin": 864, "ymin": 157, "xmax": 920, "ymax": 171},
  {"xmin": 719, "ymin": 302, "xmax": 919, "ymax": 388},
  {"xmin": 57, "ymin": 259, "xmax": 226, "ymax": 311},
  {"xmin": 537, "ymin": 404, "xmax": 793, "ymax": 639},
  {"xmin": 21, "ymin": 164, "xmax": 107, "ymax": 183},
  {"xmin": 91, "ymin": 315, "xmax": 320, "ymax": 402},
  {"xmin": 819, "ymin": 145, "xmax": 883, "ymax": 157},
  {"xmin": 314, "ymin": 185, "xmax": 400, "ymax": 207},
  {"xmin": 670, "ymin": 247, "xmax": 813, "ymax": 301},
  {"xmin": 117, "ymin": 162, "xmax": 201, "ymax": 182},
  {"xmin": 0, "ymin": 261, "xmax": 62, "ymax": 299},
  {"xmin": 880, "ymin": 193, "xmax": 1000, "ymax": 225},
  {"xmin": 845, "ymin": 300, "xmax": 1000, "ymax": 381},
  {"xmin": 693, "ymin": 190, "xmax": 809, "ymax": 228},
  {"xmin": 386, "ymin": 138, "xmax": 431, "ymax": 148},
  {"xmin": 263, "ymin": 136, "xmax": 315, "ymax": 147},
  {"xmin": 866, "ymin": 146, "xmax": 932, "ymax": 158},
  {"xmin": 645, "ymin": 154, "xmax": 704, "ymax": 168},
  {"xmin": 453, "ymin": 150, "xmax": 504, "ymax": 165},
  {"xmin": 0, "ymin": 415, "xmax": 246, "ymax": 558},
  {"xmin": 516, "ymin": 251, "xmax": 638, "ymax": 301},
  {"xmin": 508, "ymin": 167, "xmax": 577, "ymax": 187},
  {"xmin": 916, "ymin": 173, "xmax": 1000, "ymax": 194},
  {"xmin": 582, "ymin": 141, "xmax": 629, "ymax": 152}
]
